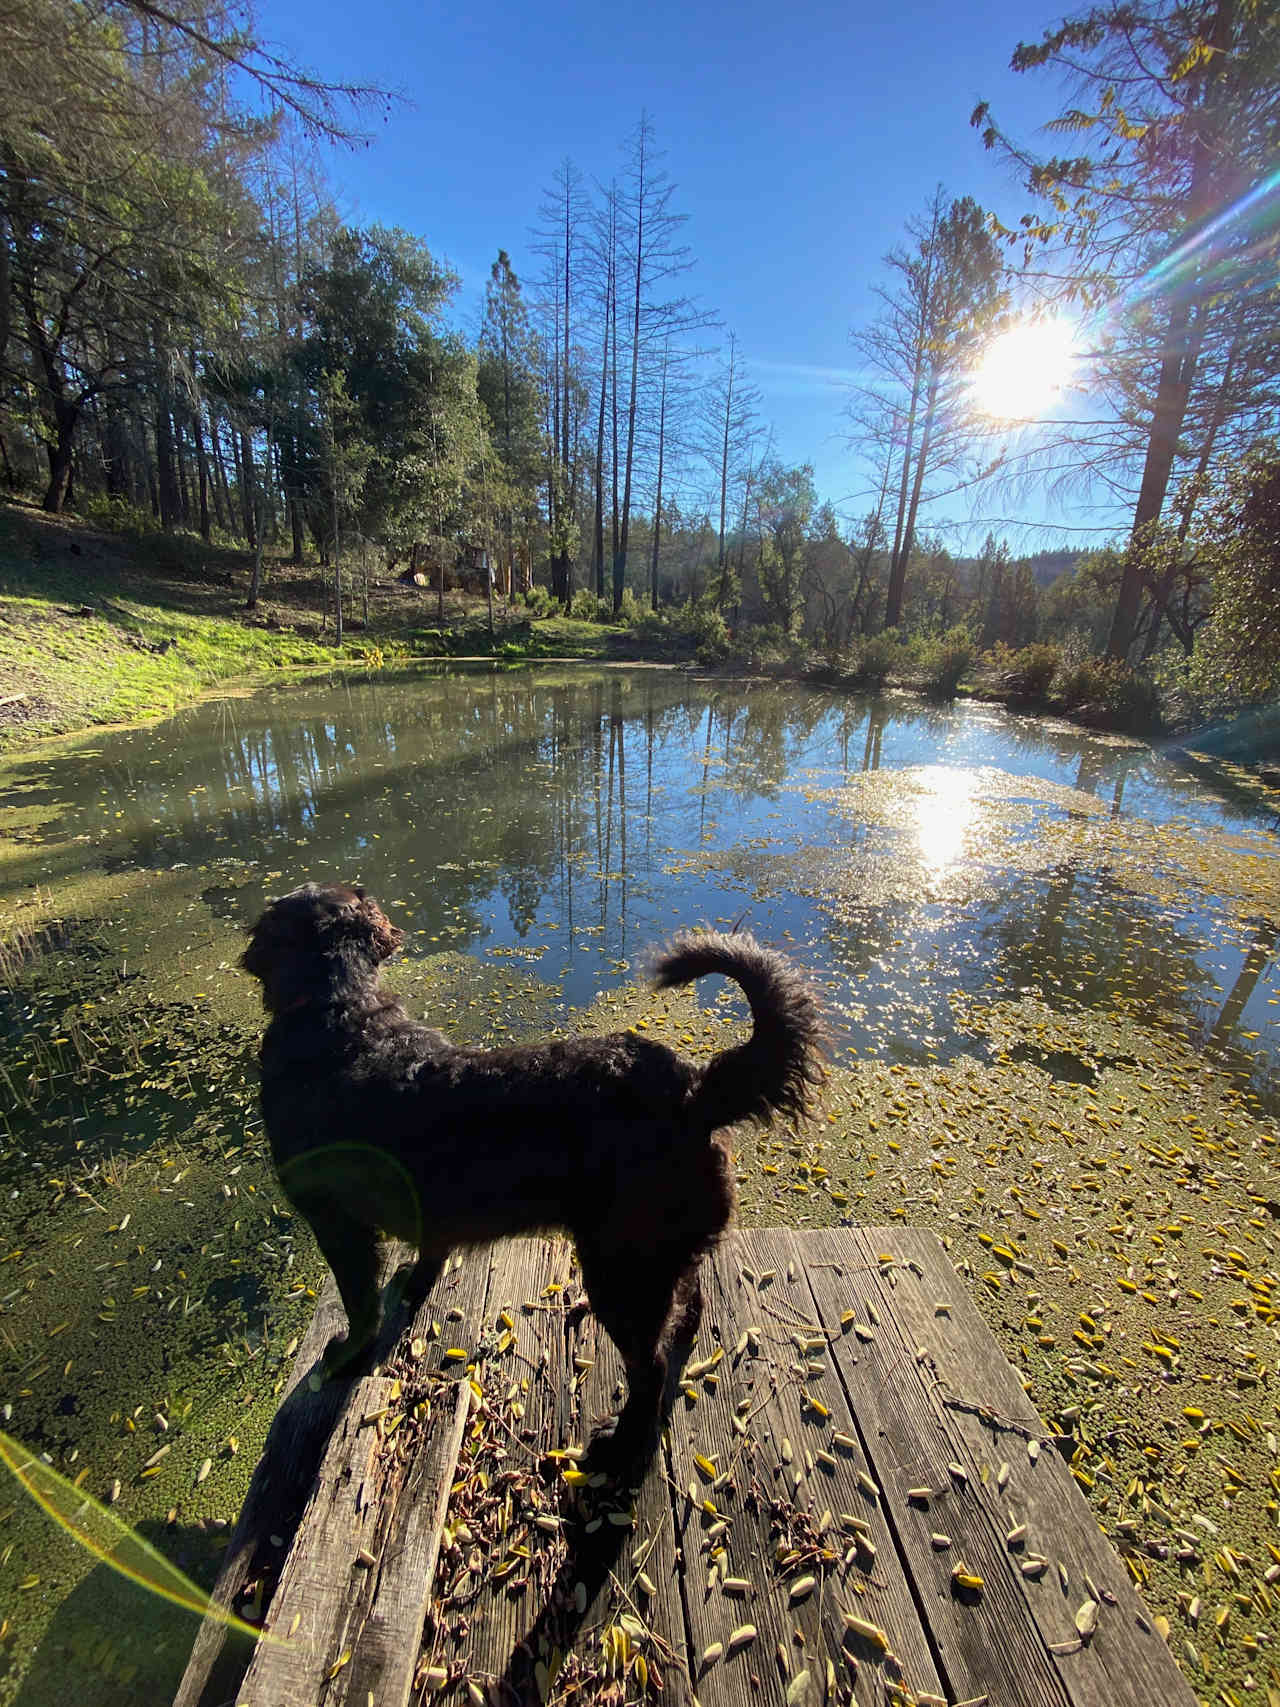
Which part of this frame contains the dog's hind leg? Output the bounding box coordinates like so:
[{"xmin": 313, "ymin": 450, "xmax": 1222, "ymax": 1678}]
[
  {"xmin": 291, "ymin": 1193, "xmax": 383, "ymax": 1375},
  {"xmin": 670, "ymin": 1267, "xmax": 705, "ymax": 1349},
  {"xmin": 577, "ymin": 1240, "xmax": 685, "ymax": 1480}
]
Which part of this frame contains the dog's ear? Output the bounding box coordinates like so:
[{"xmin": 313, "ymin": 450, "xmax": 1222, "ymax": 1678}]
[
  {"xmin": 334, "ymin": 890, "xmax": 403, "ymax": 963},
  {"xmin": 359, "ymin": 895, "xmax": 403, "ymax": 962}
]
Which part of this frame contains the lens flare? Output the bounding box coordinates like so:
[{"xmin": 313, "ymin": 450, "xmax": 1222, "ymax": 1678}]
[
  {"xmin": 0, "ymin": 1427, "xmax": 283, "ymax": 1643},
  {"xmin": 970, "ymin": 319, "xmax": 1076, "ymax": 421}
]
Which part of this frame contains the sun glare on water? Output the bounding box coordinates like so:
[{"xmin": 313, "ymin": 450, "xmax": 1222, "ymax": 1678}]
[
  {"xmin": 914, "ymin": 767, "xmax": 977, "ymax": 872},
  {"xmin": 971, "ymin": 318, "xmax": 1076, "ymax": 420}
]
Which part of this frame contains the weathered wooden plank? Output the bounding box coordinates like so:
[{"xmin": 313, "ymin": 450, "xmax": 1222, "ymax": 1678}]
[
  {"xmin": 329, "ymin": 1328, "xmax": 473, "ymax": 1706},
  {"xmin": 172, "ymin": 1243, "xmax": 407, "ymax": 1707},
  {"xmin": 681, "ymin": 1229, "xmax": 947, "ymax": 1707},
  {"xmin": 179, "ymin": 1231, "xmax": 1200, "ymax": 1707},
  {"xmin": 423, "ymin": 1238, "xmax": 580, "ymax": 1703},
  {"xmin": 802, "ymin": 1226, "xmax": 1197, "ymax": 1707},
  {"xmin": 235, "ymin": 1250, "xmax": 493, "ymax": 1707},
  {"xmin": 575, "ymin": 1287, "xmax": 693, "ymax": 1706}
]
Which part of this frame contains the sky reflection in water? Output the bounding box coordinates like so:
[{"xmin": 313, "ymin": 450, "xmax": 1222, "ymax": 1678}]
[{"xmin": 2, "ymin": 666, "xmax": 1277, "ymax": 1097}]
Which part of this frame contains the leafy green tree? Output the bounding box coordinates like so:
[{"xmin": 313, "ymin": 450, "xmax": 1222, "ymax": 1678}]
[
  {"xmin": 975, "ymin": 1, "xmax": 1280, "ymax": 659},
  {"xmin": 753, "ymin": 461, "xmax": 815, "ymax": 632},
  {"xmin": 2, "ymin": 15, "xmax": 244, "ymax": 510},
  {"xmin": 0, "ymin": 0, "xmax": 387, "ymax": 515},
  {"xmin": 293, "ymin": 225, "xmax": 482, "ymax": 560},
  {"xmin": 477, "ymin": 251, "xmax": 544, "ymax": 597},
  {"xmin": 1187, "ymin": 444, "xmax": 1280, "ymax": 700},
  {"xmin": 800, "ymin": 501, "xmax": 855, "ymax": 648},
  {"xmin": 1041, "ymin": 548, "xmax": 1125, "ymax": 650}
]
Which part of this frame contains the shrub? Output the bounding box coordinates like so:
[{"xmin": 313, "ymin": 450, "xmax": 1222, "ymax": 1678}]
[
  {"xmin": 845, "ymin": 631, "xmax": 905, "ymax": 691},
  {"xmin": 631, "ymin": 607, "xmax": 670, "ymax": 645},
  {"xmin": 728, "ymin": 623, "xmax": 810, "ymax": 673},
  {"xmin": 688, "ymin": 604, "xmax": 730, "ymax": 664},
  {"xmin": 82, "ymin": 493, "xmax": 158, "ymax": 535},
  {"xmin": 568, "ymin": 587, "xmax": 606, "ymax": 621},
  {"xmin": 664, "ymin": 600, "xmax": 729, "ymax": 662},
  {"xmin": 990, "ymin": 640, "xmax": 1061, "ymax": 701},
  {"xmin": 616, "ymin": 588, "xmax": 646, "ymax": 626},
  {"xmin": 1057, "ymin": 656, "xmax": 1161, "ymax": 729},
  {"xmin": 521, "ymin": 584, "xmax": 557, "ymax": 618},
  {"xmin": 918, "ymin": 626, "xmax": 975, "ymax": 700}
]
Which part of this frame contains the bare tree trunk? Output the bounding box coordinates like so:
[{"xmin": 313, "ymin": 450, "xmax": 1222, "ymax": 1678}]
[
  {"xmin": 42, "ymin": 402, "xmax": 76, "ymax": 514},
  {"xmin": 0, "ymin": 209, "xmax": 9, "ymax": 385},
  {"xmin": 649, "ymin": 340, "xmax": 669, "ymax": 611},
  {"xmin": 884, "ymin": 388, "xmax": 921, "ymax": 630},
  {"xmin": 246, "ymin": 495, "xmax": 265, "ymax": 608},
  {"xmin": 175, "ymin": 409, "xmax": 193, "ymax": 525},
  {"xmin": 190, "ymin": 358, "xmax": 212, "ymax": 543},
  {"xmin": 1140, "ymin": 317, "xmax": 1241, "ymax": 660},
  {"xmin": 592, "ymin": 218, "xmax": 612, "ymax": 602},
  {"xmin": 210, "ymin": 411, "xmax": 234, "ymax": 534},
  {"xmin": 1108, "ymin": 0, "xmax": 1230, "ymax": 660},
  {"xmin": 140, "ymin": 409, "xmax": 160, "ymax": 518},
  {"xmin": 895, "ymin": 374, "xmax": 940, "ymax": 606},
  {"xmin": 718, "ymin": 333, "xmax": 736, "ymax": 575},
  {"xmin": 331, "ymin": 479, "xmax": 342, "ymax": 646},
  {"xmin": 561, "ymin": 175, "xmax": 572, "ymax": 605},
  {"xmin": 614, "ymin": 131, "xmax": 646, "ymax": 614},
  {"xmin": 239, "ymin": 430, "xmax": 258, "ymax": 548},
  {"xmin": 882, "ymin": 199, "xmax": 941, "ymax": 630},
  {"xmin": 610, "ymin": 237, "xmax": 620, "ymax": 584},
  {"xmin": 155, "ymin": 402, "xmax": 180, "ymax": 528}
]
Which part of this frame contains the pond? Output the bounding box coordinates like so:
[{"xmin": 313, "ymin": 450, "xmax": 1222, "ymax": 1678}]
[{"xmin": 0, "ymin": 664, "xmax": 1277, "ymax": 1706}]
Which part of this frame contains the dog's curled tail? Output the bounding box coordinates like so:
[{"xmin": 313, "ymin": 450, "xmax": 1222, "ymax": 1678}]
[{"xmin": 652, "ymin": 931, "xmax": 825, "ymax": 1132}]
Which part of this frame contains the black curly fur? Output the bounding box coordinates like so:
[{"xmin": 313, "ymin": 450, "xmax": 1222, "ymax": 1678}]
[
  {"xmin": 241, "ymin": 881, "xmax": 824, "ymax": 1477},
  {"xmin": 652, "ymin": 931, "xmax": 826, "ymax": 1130}
]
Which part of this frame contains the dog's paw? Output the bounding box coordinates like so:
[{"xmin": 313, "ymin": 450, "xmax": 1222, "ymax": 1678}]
[
  {"xmin": 582, "ymin": 1422, "xmax": 650, "ymax": 1486},
  {"xmin": 322, "ymin": 1328, "xmax": 374, "ymax": 1377},
  {"xmin": 385, "ymin": 1263, "xmax": 416, "ymax": 1316},
  {"xmin": 387, "ymin": 1256, "xmax": 442, "ymax": 1317}
]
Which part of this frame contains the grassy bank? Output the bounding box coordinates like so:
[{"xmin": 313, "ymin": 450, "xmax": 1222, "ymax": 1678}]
[
  {"xmin": 5, "ymin": 501, "xmax": 1267, "ymax": 759},
  {"xmin": 0, "ymin": 505, "xmax": 630, "ymax": 750}
]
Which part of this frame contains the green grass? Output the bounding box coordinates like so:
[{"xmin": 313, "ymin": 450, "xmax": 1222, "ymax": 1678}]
[
  {"xmin": 0, "ymin": 505, "xmax": 688, "ymax": 750},
  {"xmin": 0, "ymin": 508, "xmax": 335, "ymax": 746}
]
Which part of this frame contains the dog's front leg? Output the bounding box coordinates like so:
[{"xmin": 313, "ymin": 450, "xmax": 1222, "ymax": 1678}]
[
  {"xmin": 386, "ymin": 1251, "xmax": 443, "ymax": 1318},
  {"xmin": 292, "ymin": 1194, "xmax": 383, "ymax": 1375}
]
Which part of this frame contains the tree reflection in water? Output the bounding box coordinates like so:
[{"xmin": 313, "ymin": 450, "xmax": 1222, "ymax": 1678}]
[{"xmin": 1, "ymin": 666, "xmax": 1275, "ymax": 1096}]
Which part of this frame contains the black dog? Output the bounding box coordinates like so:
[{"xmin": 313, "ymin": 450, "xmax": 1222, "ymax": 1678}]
[{"xmin": 242, "ymin": 882, "xmax": 823, "ymax": 1473}]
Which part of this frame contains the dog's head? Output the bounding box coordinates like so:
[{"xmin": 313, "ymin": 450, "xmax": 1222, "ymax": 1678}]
[{"xmin": 241, "ymin": 882, "xmax": 403, "ymax": 1010}]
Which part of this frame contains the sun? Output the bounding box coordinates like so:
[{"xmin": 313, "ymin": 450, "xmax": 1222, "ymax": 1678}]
[{"xmin": 970, "ymin": 318, "xmax": 1077, "ymax": 420}]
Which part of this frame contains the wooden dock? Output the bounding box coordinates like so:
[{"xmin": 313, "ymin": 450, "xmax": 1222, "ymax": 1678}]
[{"xmin": 174, "ymin": 1230, "xmax": 1195, "ymax": 1707}]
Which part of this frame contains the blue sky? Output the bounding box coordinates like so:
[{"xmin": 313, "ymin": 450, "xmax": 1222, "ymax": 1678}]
[{"xmin": 265, "ymin": 0, "xmax": 1103, "ymax": 547}]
